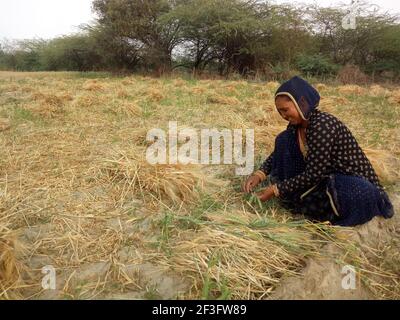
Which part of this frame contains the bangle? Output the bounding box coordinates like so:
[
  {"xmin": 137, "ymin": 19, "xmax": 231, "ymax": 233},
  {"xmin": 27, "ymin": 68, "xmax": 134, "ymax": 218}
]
[
  {"xmin": 253, "ymin": 170, "xmax": 267, "ymax": 182},
  {"xmin": 272, "ymin": 184, "xmax": 280, "ymax": 197}
]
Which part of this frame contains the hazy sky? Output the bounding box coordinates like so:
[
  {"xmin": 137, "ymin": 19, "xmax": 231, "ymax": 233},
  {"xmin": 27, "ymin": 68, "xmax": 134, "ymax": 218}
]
[
  {"xmin": 0, "ymin": 0, "xmax": 399, "ymax": 40},
  {"xmin": 0, "ymin": 0, "xmax": 94, "ymax": 39}
]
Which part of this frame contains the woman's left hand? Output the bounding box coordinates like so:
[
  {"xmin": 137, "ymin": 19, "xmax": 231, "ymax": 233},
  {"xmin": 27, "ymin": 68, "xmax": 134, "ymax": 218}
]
[{"xmin": 256, "ymin": 186, "xmax": 275, "ymax": 202}]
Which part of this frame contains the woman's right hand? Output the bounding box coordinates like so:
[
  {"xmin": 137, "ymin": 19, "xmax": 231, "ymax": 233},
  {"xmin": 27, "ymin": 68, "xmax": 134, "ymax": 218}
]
[{"xmin": 242, "ymin": 174, "xmax": 262, "ymax": 193}]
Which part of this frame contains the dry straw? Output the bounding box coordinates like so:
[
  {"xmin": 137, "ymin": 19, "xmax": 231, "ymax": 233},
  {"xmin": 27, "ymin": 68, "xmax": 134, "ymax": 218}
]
[
  {"xmin": 82, "ymin": 79, "xmax": 106, "ymax": 92},
  {"xmin": 337, "ymin": 85, "xmax": 367, "ymax": 95},
  {"xmin": 0, "ymin": 72, "xmax": 398, "ymax": 300},
  {"xmin": 102, "ymin": 147, "xmax": 226, "ymax": 205},
  {"xmin": 207, "ymin": 93, "xmax": 240, "ymax": 105},
  {"xmin": 266, "ymin": 81, "xmax": 280, "ymax": 91},
  {"xmin": 363, "ymin": 147, "xmax": 400, "ymax": 184},
  {"xmin": 368, "ymin": 85, "xmax": 389, "ymax": 97},
  {"xmin": 0, "ymin": 222, "xmax": 26, "ymax": 299},
  {"xmin": 145, "ymin": 88, "xmax": 165, "ymax": 102},
  {"xmin": 388, "ymin": 89, "xmax": 400, "ymax": 104},
  {"xmin": 161, "ymin": 210, "xmax": 327, "ymax": 299}
]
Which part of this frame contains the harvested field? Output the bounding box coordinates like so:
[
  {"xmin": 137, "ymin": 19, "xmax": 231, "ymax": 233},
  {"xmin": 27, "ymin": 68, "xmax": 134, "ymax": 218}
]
[{"xmin": 0, "ymin": 71, "xmax": 399, "ymax": 300}]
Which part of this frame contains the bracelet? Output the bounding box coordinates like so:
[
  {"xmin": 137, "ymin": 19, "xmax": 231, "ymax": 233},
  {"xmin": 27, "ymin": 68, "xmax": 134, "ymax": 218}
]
[
  {"xmin": 253, "ymin": 170, "xmax": 267, "ymax": 182},
  {"xmin": 271, "ymin": 184, "xmax": 280, "ymax": 197}
]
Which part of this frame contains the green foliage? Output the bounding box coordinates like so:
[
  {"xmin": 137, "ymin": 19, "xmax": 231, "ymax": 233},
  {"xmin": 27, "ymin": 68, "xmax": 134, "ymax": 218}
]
[
  {"xmin": 13, "ymin": 107, "xmax": 36, "ymax": 122},
  {"xmin": 38, "ymin": 35, "xmax": 103, "ymax": 71},
  {"xmin": 0, "ymin": 40, "xmax": 45, "ymax": 71},
  {"xmin": 310, "ymin": 6, "xmax": 399, "ymax": 79},
  {"xmin": 367, "ymin": 24, "xmax": 400, "ymax": 77},
  {"xmin": 295, "ymin": 54, "xmax": 339, "ymax": 77},
  {"xmin": 92, "ymin": 0, "xmax": 178, "ymax": 72},
  {"xmin": 0, "ymin": 35, "xmax": 104, "ymax": 72},
  {"xmin": 1, "ymin": 1, "xmax": 399, "ymax": 80},
  {"xmin": 201, "ymin": 252, "xmax": 232, "ymax": 300}
]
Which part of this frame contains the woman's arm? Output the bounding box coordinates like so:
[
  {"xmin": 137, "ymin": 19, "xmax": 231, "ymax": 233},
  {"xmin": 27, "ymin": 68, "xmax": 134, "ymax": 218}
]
[
  {"xmin": 259, "ymin": 152, "xmax": 274, "ymax": 176},
  {"xmin": 242, "ymin": 152, "xmax": 274, "ymax": 193},
  {"xmin": 276, "ymin": 119, "xmax": 337, "ymax": 197}
]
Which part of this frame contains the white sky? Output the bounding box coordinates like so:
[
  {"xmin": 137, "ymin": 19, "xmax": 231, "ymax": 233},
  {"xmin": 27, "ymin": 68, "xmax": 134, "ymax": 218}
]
[
  {"xmin": 0, "ymin": 0, "xmax": 94, "ymax": 39},
  {"xmin": 0, "ymin": 0, "xmax": 399, "ymax": 40}
]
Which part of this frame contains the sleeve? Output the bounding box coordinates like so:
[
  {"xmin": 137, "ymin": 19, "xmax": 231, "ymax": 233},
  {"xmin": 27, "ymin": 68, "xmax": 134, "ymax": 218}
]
[
  {"xmin": 276, "ymin": 119, "xmax": 337, "ymax": 198},
  {"xmin": 259, "ymin": 152, "xmax": 274, "ymax": 176}
]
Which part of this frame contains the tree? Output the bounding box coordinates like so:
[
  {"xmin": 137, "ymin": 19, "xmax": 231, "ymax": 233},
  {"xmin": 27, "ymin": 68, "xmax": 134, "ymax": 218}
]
[
  {"xmin": 92, "ymin": 0, "xmax": 182, "ymax": 74},
  {"xmin": 34, "ymin": 34, "xmax": 104, "ymax": 71},
  {"xmin": 166, "ymin": 0, "xmax": 275, "ymax": 76},
  {"xmin": 265, "ymin": 4, "xmax": 314, "ymax": 65},
  {"xmin": 310, "ymin": 3, "xmax": 398, "ymax": 69},
  {"xmin": 1, "ymin": 0, "xmax": 399, "ymax": 79},
  {"xmin": 84, "ymin": 24, "xmax": 144, "ymax": 71},
  {"xmin": 368, "ymin": 24, "xmax": 400, "ymax": 78}
]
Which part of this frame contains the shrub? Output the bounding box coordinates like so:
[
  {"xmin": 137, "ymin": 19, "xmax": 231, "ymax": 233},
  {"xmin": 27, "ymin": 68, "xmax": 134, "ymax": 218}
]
[
  {"xmin": 295, "ymin": 54, "xmax": 339, "ymax": 77},
  {"xmin": 336, "ymin": 64, "xmax": 370, "ymax": 85}
]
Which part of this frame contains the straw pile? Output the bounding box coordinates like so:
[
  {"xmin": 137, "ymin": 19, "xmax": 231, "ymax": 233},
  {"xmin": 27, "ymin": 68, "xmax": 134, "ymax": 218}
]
[
  {"xmin": 388, "ymin": 89, "xmax": 400, "ymax": 104},
  {"xmin": 221, "ymin": 85, "xmax": 240, "ymax": 96},
  {"xmin": 266, "ymin": 81, "xmax": 280, "ymax": 91},
  {"xmin": 337, "ymin": 85, "xmax": 367, "ymax": 95},
  {"xmin": 116, "ymin": 88, "xmax": 129, "ymax": 99},
  {"xmin": 31, "ymin": 90, "xmax": 73, "ymax": 106},
  {"xmin": 145, "ymin": 88, "xmax": 164, "ymax": 102},
  {"xmin": 162, "ymin": 210, "xmax": 327, "ymax": 299},
  {"xmin": 189, "ymin": 86, "xmax": 207, "ymax": 95},
  {"xmin": 363, "ymin": 147, "xmax": 400, "ymax": 184},
  {"xmin": 316, "ymin": 83, "xmax": 329, "ymax": 92},
  {"xmin": 73, "ymin": 93, "xmax": 105, "ymax": 109},
  {"xmin": 368, "ymin": 85, "xmax": 389, "ymax": 97},
  {"xmin": 0, "ymin": 118, "xmax": 11, "ymax": 132},
  {"xmin": 256, "ymin": 91, "xmax": 272, "ymax": 100},
  {"xmin": 82, "ymin": 79, "xmax": 106, "ymax": 92},
  {"xmin": 173, "ymin": 79, "xmax": 186, "ymax": 87},
  {"xmin": 110, "ymin": 101, "xmax": 142, "ymax": 117},
  {"xmin": 0, "ymin": 222, "xmax": 25, "ymax": 299},
  {"xmin": 207, "ymin": 94, "xmax": 240, "ymax": 105},
  {"xmin": 102, "ymin": 147, "xmax": 225, "ymax": 205},
  {"xmin": 24, "ymin": 90, "xmax": 74, "ymax": 118}
]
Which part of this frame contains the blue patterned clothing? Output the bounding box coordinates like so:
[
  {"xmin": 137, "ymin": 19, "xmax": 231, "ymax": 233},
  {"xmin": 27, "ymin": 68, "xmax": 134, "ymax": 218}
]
[{"xmin": 259, "ymin": 76, "xmax": 394, "ymax": 226}]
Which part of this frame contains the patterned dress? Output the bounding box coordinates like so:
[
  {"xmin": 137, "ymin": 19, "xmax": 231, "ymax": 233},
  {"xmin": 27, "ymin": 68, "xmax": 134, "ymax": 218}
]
[
  {"xmin": 259, "ymin": 76, "xmax": 394, "ymax": 226},
  {"xmin": 261, "ymin": 109, "xmax": 383, "ymax": 194}
]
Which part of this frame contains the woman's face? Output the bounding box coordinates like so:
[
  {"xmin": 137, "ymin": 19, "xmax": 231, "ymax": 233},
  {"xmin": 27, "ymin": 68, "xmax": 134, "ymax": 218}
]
[{"xmin": 275, "ymin": 96, "xmax": 303, "ymax": 125}]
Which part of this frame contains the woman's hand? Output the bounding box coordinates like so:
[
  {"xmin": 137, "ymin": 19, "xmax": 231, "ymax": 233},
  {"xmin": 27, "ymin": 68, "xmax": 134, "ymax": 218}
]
[
  {"xmin": 242, "ymin": 174, "xmax": 261, "ymax": 193},
  {"xmin": 256, "ymin": 186, "xmax": 276, "ymax": 202}
]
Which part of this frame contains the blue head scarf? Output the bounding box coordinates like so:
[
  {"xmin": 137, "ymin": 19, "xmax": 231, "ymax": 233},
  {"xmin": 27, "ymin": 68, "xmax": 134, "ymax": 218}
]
[{"xmin": 275, "ymin": 76, "xmax": 320, "ymax": 120}]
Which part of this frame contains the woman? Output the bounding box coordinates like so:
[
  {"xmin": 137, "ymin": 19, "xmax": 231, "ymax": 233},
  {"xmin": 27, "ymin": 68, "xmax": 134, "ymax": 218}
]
[{"xmin": 243, "ymin": 76, "xmax": 394, "ymax": 226}]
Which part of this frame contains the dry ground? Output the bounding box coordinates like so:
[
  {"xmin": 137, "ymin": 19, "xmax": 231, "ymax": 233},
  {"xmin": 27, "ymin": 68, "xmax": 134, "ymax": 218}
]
[{"xmin": 0, "ymin": 71, "xmax": 399, "ymax": 300}]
